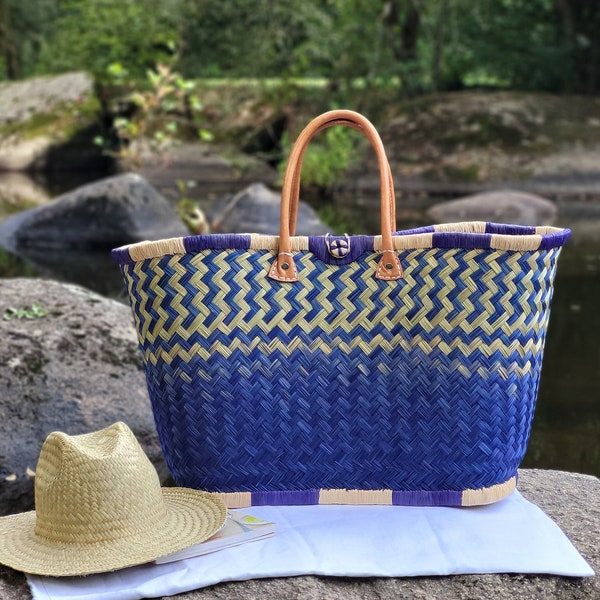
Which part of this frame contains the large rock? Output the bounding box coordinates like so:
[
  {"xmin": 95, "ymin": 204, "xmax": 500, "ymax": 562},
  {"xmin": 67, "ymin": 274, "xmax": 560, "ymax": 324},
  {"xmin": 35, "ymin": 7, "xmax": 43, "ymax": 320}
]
[
  {"xmin": 0, "ymin": 278, "xmax": 163, "ymax": 516},
  {"xmin": 0, "ymin": 72, "xmax": 111, "ymax": 173},
  {"xmin": 0, "ymin": 469, "xmax": 596, "ymax": 599},
  {"xmin": 210, "ymin": 182, "xmax": 329, "ymax": 235},
  {"xmin": 0, "ymin": 173, "xmax": 50, "ymax": 218},
  {"xmin": 0, "ymin": 173, "xmax": 189, "ymax": 250},
  {"xmin": 0, "ymin": 137, "xmax": 54, "ymax": 172},
  {"xmin": 426, "ymin": 190, "xmax": 558, "ymax": 226},
  {"xmin": 132, "ymin": 142, "xmax": 278, "ymax": 206},
  {"xmin": 0, "ymin": 72, "xmax": 94, "ymax": 127}
]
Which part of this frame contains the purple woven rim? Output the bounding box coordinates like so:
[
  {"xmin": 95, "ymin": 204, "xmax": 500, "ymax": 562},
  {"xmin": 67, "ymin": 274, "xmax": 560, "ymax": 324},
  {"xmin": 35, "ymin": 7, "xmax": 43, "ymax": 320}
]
[{"xmin": 111, "ymin": 222, "xmax": 571, "ymax": 265}]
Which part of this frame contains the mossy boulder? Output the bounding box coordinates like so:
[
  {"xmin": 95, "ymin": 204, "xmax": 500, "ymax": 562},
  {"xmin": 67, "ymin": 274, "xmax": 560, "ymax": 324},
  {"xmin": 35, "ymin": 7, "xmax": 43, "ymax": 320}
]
[
  {"xmin": 380, "ymin": 91, "xmax": 600, "ymax": 185},
  {"xmin": 0, "ymin": 72, "xmax": 112, "ymax": 173},
  {"xmin": 0, "ymin": 278, "xmax": 164, "ymax": 517}
]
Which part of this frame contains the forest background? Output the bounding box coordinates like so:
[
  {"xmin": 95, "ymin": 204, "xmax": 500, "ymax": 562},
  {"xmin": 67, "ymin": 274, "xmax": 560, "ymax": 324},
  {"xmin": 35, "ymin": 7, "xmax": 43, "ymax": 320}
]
[{"xmin": 0, "ymin": 0, "xmax": 598, "ymax": 98}]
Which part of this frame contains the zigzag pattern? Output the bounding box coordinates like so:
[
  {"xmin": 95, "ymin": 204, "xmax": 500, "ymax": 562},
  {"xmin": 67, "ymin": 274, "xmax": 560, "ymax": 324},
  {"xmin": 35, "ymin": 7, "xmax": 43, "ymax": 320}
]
[{"xmin": 121, "ymin": 246, "xmax": 561, "ymax": 495}]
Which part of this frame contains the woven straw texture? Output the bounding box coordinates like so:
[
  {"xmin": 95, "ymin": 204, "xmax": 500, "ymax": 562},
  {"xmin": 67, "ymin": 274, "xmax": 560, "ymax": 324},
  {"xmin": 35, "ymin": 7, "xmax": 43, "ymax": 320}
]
[
  {"xmin": 119, "ymin": 239, "xmax": 563, "ymax": 504},
  {"xmin": 0, "ymin": 422, "xmax": 227, "ymax": 576}
]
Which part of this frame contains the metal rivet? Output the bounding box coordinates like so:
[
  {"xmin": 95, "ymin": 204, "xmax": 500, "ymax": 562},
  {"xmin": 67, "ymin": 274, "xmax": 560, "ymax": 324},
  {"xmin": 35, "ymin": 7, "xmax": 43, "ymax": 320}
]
[
  {"xmin": 385, "ymin": 263, "xmax": 393, "ymax": 270},
  {"xmin": 281, "ymin": 262, "xmax": 289, "ymax": 271}
]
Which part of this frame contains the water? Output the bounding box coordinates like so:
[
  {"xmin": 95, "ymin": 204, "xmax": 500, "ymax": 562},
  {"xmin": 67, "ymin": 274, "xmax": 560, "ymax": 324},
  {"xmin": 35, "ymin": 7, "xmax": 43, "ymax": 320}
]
[
  {"xmin": 521, "ymin": 227, "xmax": 600, "ymax": 476},
  {"xmin": 1, "ymin": 186, "xmax": 598, "ymax": 479}
]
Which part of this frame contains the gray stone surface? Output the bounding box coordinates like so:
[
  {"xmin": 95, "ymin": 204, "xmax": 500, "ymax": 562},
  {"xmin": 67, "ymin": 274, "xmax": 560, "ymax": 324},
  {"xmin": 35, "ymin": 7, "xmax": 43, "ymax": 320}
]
[
  {"xmin": 0, "ymin": 72, "xmax": 93, "ymax": 127},
  {"xmin": 0, "ymin": 470, "xmax": 596, "ymax": 599},
  {"xmin": 426, "ymin": 189, "xmax": 558, "ymax": 226},
  {"xmin": 0, "ymin": 173, "xmax": 50, "ymax": 217},
  {"xmin": 0, "ymin": 72, "xmax": 105, "ymax": 173},
  {"xmin": 0, "ymin": 278, "xmax": 165, "ymax": 516},
  {"xmin": 136, "ymin": 143, "xmax": 278, "ymax": 203},
  {"xmin": 0, "ymin": 137, "xmax": 54, "ymax": 172},
  {"xmin": 0, "ymin": 173, "xmax": 189, "ymax": 250},
  {"xmin": 210, "ymin": 182, "xmax": 329, "ymax": 235}
]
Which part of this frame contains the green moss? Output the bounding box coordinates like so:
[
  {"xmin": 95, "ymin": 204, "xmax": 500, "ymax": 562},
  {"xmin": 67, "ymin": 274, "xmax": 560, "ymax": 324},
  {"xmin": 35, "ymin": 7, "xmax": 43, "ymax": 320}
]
[
  {"xmin": 0, "ymin": 248, "xmax": 37, "ymax": 278},
  {"xmin": 442, "ymin": 164, "xmax": 481, "ymax": 182},
  {"xmin": 0, "ymin": 94, "xmax": 101, "ymax": 142},
  {"xmin": 0, "ymin": 197, "xmax": 39, "ymax": 216},
  {"xmin": 24, "ymin": 352, "xmax": 49, "ymax": 375},
  {"xmin": 439, "ymin": 114, "xmax": 525, "ymax": 150}
]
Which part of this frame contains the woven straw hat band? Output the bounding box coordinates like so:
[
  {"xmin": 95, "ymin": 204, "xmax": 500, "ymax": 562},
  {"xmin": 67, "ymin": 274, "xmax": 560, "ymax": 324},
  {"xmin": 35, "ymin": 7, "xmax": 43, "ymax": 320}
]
[{"xmin": 33, "ymin": 423, "xmax": 168, "ymax": 544}]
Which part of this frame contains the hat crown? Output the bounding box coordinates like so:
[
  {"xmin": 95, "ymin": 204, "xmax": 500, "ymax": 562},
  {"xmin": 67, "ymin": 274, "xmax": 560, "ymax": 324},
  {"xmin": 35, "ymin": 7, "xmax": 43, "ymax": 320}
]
[{"xmin": 34, "ymin": 422, "xmax": 168, "ymax": 544}]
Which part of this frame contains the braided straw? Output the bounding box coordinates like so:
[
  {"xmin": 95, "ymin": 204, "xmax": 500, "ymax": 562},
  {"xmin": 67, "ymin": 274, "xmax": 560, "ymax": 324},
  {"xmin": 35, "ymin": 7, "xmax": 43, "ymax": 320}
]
[
  {"xmin": 0, "ymin": 422, "xmax": 226, "ymax": 576},
  {"xmin": 112, "ymin": 110, "xmax": 570, "ymax": 507},
  {"xmin": 120, "ymin": 240, "xmax": 564, "ymax": 505}
]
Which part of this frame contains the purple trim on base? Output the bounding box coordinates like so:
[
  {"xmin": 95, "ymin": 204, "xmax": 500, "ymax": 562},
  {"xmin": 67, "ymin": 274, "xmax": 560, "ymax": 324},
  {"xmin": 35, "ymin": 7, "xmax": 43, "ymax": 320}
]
[
  {"xmin": 392, "ymin": 489, "xmax": 462, "ymax": 506},
  {"xmin": 223, "ymin": 478, "xmax": 516, "ymax": 507},
  {"xmin": 251, "ymin": 489, "xmax": 320, "ymax": 506}
]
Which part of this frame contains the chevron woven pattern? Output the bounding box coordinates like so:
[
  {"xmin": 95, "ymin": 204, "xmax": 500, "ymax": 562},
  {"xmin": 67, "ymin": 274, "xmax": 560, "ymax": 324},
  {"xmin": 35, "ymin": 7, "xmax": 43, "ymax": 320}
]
[{"xmin": 118, "ymin": 237, "xmax": 564, "ymax": 505}]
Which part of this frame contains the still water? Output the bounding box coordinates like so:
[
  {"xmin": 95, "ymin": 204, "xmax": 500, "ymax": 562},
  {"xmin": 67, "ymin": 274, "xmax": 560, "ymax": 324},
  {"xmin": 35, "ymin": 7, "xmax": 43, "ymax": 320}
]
[{"xmin": 0, "ymin": 193, "xmax": 598, "ymax": 479}]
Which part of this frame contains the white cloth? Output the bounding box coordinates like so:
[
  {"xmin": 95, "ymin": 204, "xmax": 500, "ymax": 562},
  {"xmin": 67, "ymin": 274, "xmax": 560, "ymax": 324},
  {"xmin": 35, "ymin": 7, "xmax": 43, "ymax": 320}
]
[{"xmin": 27, "ymin": 491, "xmax": 593, "ymax": 600}]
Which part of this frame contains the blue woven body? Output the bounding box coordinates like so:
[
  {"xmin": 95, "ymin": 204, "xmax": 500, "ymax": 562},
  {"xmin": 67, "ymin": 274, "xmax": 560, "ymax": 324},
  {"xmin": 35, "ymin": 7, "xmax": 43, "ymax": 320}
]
[{"xmin": 120, "ymin": 239, "xmax": 562, "ymax": 497}]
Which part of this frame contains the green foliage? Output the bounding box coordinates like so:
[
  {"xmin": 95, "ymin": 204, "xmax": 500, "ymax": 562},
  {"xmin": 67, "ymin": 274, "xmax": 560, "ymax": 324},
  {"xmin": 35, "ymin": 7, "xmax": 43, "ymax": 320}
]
[
  {"xmin": 35, "ymin": 0, "xmax": 184, "ymax": 77},
  {"xmin": 175, "ymin": 179, "xmax": 211, "ymax": 234},
  {"xmin": 3, "ymin": 303, "xmax": 47, "ymax": 320},
  {"xmin": 0, "ymin": 0, "xmax": 58, "ymax": 78},
  {"xmin": 443, "ymin": 0, "xmax": 573, "ymax": 93},
  {"xmin": 0, "ymin": 94, "xmax": 101, "ymax": 141},
  {"xmin": 96, "ymin": 61, "xmax": 209, "ymax": 163},
  {"xmin": 0, "ymin": 248, "xmax": 37, "ymax": 277},
  {"xmin": 315, "ymin": 204, "xmax": 360, "ymax": 235},
  {"xmin": 177, "ymin": 0, "xmax": 331, "ymax": 79},
  {"xmin": 278, "ymin": 125, "xmax": 361, "ymax": 189},
  {"xmin": 1, "ymin": 0, "xmax": 600, "ymax": 96}
]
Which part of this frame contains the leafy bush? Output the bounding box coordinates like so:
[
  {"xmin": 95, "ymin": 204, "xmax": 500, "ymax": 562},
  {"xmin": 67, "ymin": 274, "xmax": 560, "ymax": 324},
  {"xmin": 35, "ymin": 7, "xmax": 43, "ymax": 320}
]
[{"xmin": 278, "ymin": 125, "xmax": 361, "ymax": 189}]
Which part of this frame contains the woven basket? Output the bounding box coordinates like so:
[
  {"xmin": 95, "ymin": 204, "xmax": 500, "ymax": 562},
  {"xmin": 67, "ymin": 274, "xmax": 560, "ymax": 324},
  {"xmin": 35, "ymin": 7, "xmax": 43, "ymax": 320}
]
[{"xmin": 113, "ymin": 110, "xmax": 570, "ymax": 508}]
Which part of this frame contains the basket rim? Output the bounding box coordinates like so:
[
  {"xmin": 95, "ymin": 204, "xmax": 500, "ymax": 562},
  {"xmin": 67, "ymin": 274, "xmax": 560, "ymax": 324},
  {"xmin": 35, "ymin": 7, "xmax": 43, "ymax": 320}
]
[{"xmin": 112, "ymin": 221, "xmax": 571, "ymax": 265}]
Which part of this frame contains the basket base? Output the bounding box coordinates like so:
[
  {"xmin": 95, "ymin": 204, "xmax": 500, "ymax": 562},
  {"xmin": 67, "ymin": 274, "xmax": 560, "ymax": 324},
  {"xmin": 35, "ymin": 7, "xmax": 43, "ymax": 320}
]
[{"xmin": 214, "ymin": 475, "xmax": 517, "ymax": 508}]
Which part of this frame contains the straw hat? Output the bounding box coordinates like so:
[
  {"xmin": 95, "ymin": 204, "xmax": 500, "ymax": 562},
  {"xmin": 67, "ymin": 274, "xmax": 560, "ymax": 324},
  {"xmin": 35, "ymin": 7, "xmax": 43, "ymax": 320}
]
[{"xmin": 0, "ymin": 422, "xmax": 227, "ymax": 576}]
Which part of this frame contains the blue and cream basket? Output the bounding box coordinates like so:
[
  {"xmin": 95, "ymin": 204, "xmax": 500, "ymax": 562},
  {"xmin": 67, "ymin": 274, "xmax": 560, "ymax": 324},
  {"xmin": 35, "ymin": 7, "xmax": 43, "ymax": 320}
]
[{"xmin": 113, "ymin": 110, "xmax": 570, "ymax": 508}]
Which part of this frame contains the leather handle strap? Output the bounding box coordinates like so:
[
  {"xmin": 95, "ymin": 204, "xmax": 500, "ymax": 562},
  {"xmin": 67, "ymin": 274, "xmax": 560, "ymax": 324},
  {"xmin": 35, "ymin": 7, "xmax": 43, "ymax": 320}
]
[
  {"xmin": 269, "ymin": 109, "xmax": 402, "ymax": 282},
  {"xmin": 287, "ymin": 121, "xmax": 397, "ymax": 237}
]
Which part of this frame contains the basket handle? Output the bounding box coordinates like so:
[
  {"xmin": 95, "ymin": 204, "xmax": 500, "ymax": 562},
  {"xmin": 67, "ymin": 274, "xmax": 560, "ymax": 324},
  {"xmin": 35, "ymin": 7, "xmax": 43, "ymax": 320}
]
[{"xmin": 268, "ymin": 109, "xmax": 402, "ymax": 282}]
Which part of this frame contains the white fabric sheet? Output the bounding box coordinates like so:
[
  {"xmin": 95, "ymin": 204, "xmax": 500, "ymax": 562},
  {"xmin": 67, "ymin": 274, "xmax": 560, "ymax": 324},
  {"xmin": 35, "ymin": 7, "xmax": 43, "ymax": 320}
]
[{"xmin": 27, "ymin": 491, "xmax": 593, "ymax": 600}]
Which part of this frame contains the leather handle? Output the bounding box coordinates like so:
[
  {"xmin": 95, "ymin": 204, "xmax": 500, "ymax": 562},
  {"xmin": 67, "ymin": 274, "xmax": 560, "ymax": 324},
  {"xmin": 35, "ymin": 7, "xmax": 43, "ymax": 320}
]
[
  {"xmin": 286, "ymin": 122, "xmax": 397, "ymax": 237},
  {"xmin": 269, "ymin": 109, "xmax": 402, "ymax": 282}
]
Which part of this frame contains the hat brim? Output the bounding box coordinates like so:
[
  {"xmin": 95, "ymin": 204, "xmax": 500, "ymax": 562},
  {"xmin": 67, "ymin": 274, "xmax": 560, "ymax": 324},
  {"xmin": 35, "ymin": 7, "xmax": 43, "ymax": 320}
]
[{"xmin": 0, "ymin": 488, "xmax": 226, "ymax": 577}]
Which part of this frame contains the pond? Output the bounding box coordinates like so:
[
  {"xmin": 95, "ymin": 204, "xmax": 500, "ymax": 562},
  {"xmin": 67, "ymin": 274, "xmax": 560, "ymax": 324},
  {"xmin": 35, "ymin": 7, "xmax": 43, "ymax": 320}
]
[{"xmin": 0, "ymin": 180, "xmax": 598, "ymax": 480}]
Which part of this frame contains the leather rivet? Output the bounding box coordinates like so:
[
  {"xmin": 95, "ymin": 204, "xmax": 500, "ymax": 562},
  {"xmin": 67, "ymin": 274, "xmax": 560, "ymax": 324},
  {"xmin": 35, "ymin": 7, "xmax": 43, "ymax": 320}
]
[
  {"xmin": 281, "ymin": 262, "xmax": 289, "ymax": 271},
  {"xmin": 385, "ymin": 263, "xmax": 393, "ymax": 270}
]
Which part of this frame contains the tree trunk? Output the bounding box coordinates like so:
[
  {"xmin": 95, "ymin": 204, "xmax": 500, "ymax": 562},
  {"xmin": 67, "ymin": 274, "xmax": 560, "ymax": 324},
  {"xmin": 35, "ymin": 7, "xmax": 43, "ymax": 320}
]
[
  {"xmin": 554, "ymin": 0, "xmax": 600, "ymax": 94},
  {"xmin": 0, "ymin": 0, "xmax": 19, "ymax": 79},
  {"xmin": 430, "ymin": 0, "xmax": 448, "ymax": 92}
]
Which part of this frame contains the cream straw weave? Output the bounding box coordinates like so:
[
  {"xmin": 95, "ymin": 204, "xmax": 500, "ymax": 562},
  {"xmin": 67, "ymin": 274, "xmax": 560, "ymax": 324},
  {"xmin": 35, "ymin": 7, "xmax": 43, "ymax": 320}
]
[{"xmin": 0, "ymin": 422, "xmax": 226, "ymax": 576}]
